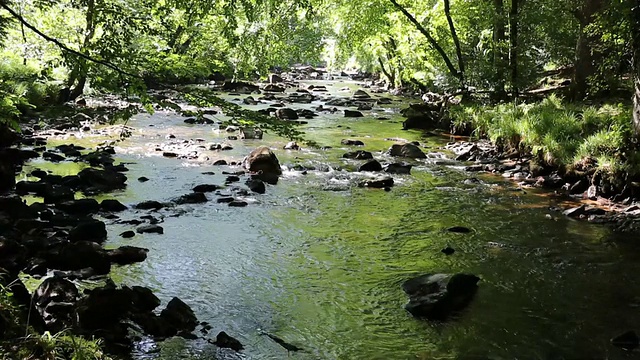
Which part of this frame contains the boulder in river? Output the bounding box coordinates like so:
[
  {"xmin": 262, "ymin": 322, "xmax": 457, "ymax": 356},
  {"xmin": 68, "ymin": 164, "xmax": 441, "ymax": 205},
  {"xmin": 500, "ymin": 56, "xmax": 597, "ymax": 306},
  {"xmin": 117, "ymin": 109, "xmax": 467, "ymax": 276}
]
[
  {"xmin": 402, "ymin": 273, "xmax": 480, "ymax": 320},
  {"xmin": 137, "ymin": 224, "xmax": 164, "ymax": 234},
  {"xmin": 359, "ymin": 160, "xmax": 383, "ymax": 172},
  {"xmin": 101, "ymin": 199, "xmax": 127, "ymax": 212},
  {"xmin": 34, "ymin": 277, "xmax": 78, "ymax": 332},
  {"xmin": 135, "ymin": 200, "xmax": 165, "ymax": 210},
  {"xmin": 276, "ymin": 108, "xmax": 299, "ymax": 120},
  {"xmin": 388, "ymin": 143, "xmax": 426, "ymax": 159},
  {"xmin": 47, "ymin": 241, "xmax": 111, "ymax": 275},
  {"xmin": 56, "ymin": 199, "xmax": 100, "ymax": 215},
  {"xmin": 243, "ymin": 146, "xmax": 282, "ymax": 177},
  {"xmin": 193, "ymin": 184, "xmax": 221, "ymax": 193},
  {"xmin": 246, "ymin": 178, "xmax": 266, "ymax": 194},
  {"xmin": 240, "ymin": 127, "xmax": 263, "ymax": 139},
  {"xmin": 108, "ymin": 246, "xmax": 148, "ymax": 265},
  {"xmin": 385, "ymin": 163, "xmax": 412, "ymax": 175},
  {"xmin": 344, "ymin": 110, "xmax": 364, "ymax": 118},
  {"xmin": 78, "ymin": 167, "xmax": 127, "ymax": 193},
  {"xmin": 343, "ymin": 150, "xmax": 373, "ymax": 160},
  {"xmin": 352, "ymin": 89, "xmax": 371, "ymax": 99},
  {"xmin": 214, "ymin": 331, "xmax": 244, "ymax": 351},
  {"xmin": 69, "ymin": 219, "xmax": 107, "ymax": 242},
  {"xmin": 160, "ymin": 297, "xmax": 198, "ymax": 334}
]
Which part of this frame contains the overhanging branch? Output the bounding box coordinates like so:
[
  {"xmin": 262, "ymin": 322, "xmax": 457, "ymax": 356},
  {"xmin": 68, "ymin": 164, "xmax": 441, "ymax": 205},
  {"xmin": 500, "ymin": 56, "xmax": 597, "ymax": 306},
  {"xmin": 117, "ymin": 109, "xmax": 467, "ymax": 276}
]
[{"xmin": 0, "ymin": 2, "xmax": 140, "ymax": 79}]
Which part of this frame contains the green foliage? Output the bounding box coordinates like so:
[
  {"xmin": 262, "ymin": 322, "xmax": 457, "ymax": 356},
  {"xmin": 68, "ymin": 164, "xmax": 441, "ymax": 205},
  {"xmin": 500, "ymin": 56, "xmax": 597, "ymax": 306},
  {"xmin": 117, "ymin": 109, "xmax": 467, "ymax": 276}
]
[{"xmin": 452, "ymin": 95, "xmax": 636, "ymax": 174}]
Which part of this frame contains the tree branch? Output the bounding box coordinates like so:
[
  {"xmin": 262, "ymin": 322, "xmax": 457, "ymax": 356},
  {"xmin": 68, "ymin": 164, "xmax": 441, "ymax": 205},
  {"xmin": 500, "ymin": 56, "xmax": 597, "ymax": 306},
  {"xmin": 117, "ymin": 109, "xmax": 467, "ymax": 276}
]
[
  {"xmin": 388, "ymin": 0, "xmax": 461, "ymax": 81},
  {"xmin": 443, "ymin": 0, "xmax": 465, "ymax": 85},
  {"xmin": 0, "ymin": 2, "xmax": 140, "ymax": 79}
]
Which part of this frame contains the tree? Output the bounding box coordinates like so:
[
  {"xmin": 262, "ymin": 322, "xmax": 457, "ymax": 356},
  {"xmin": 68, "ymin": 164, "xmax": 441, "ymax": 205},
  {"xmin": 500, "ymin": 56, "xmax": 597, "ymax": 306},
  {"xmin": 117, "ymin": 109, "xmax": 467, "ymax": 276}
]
[
  {"xmin": 388, "ymin": 0, "xmax": 464, "ymax": 87},
  {"xmin": 571, "ymin": 0, "xmax": 605, "ymax": 99},
  {"xmin": 632, "ymin": 0, "xmax": 640, "ymax": 133}
]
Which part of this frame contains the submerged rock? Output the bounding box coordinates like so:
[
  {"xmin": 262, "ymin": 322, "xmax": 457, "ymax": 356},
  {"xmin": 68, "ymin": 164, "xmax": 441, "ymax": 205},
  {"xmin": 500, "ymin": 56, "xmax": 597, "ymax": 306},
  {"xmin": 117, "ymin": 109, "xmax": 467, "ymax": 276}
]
[{"xmin": 402, "ymin": 273, "xmax": 480, "ymax": 320}]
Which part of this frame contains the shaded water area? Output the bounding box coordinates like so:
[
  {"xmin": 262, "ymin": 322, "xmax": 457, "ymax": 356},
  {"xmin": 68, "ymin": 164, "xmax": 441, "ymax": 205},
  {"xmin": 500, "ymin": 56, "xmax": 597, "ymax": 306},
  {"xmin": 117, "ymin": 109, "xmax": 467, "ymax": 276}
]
[{"xmin": 26, "ymin": 79, "xmax": 640, "ymax": 359}]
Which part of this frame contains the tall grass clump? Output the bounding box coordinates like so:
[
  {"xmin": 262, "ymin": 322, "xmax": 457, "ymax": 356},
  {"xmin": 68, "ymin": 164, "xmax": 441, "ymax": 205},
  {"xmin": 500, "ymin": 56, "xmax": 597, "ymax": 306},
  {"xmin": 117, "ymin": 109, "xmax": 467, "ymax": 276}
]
[{"xmin": 451, "ymin": 95, "xmax": 637, "ymax": 175}]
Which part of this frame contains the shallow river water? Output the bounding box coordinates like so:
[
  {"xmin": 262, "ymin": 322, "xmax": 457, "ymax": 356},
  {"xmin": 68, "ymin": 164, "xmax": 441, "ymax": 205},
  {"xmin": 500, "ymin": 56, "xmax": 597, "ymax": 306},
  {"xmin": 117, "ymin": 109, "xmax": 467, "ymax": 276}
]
[{"xmin": 27, "ymin": 79, "xmax": 640, "ymax": 359}]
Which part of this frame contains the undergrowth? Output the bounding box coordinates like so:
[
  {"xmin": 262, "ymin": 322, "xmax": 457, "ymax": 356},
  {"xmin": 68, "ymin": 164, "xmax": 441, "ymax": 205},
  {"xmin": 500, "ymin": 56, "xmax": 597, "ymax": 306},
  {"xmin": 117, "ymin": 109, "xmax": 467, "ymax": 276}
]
[
  {"xmin": 0, "ymin": 273, "xmax": 110, "ymax": 360},
  {"xmin": 450, "ymin": 94, "xmax": 638, "ymax": 176}
]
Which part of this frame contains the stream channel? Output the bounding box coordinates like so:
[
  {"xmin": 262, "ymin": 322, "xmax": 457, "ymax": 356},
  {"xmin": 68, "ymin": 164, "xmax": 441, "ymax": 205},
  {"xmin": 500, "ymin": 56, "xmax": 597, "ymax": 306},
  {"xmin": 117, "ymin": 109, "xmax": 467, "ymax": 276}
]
[{"xmin": 20, "ymin": 78, "xmax": 640, "ymax": 359}]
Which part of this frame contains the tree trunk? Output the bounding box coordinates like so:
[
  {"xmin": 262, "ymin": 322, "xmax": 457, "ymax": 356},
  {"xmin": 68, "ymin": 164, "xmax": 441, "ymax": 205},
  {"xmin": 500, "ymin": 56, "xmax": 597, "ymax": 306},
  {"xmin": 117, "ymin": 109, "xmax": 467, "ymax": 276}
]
[
  {"xmin": 377, "ymin": 57, "xmax": 396, "ymax": 88},
  {"xmin": 388, "ymin": 0, "xmax": 462, "ymax": 83},
  {"xmin": 68, "ymin": 0, "xmax": 96, "ymax": 101},
  {"xmin": 443, "ymin": 0, "xmax": 465, "ymax": 88},
  {"xmin": 492, "ymin": 0, "xmax": 507, "ymax": 100},
  {"xmin": 509, "ymin": 0, "xmax": 520, "ymax": 98},
  {"xmin": 632, "ymin": 0, "xmax": 640, "ymax": 133},
  {"xmin": 571, "ymin": 0, "xmax": 604, "ymax": 100}
]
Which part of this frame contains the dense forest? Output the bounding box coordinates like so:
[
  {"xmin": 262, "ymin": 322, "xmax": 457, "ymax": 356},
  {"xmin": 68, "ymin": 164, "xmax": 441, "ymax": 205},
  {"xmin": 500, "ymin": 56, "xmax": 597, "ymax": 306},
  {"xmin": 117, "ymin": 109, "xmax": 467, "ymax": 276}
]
[
  {"xmin": 2, "ymin": 0, "xmax": 640, "ymax": 358},
  {"xmin": 1, "ymin": 0, "xmax": 640, "ymax": 177}
]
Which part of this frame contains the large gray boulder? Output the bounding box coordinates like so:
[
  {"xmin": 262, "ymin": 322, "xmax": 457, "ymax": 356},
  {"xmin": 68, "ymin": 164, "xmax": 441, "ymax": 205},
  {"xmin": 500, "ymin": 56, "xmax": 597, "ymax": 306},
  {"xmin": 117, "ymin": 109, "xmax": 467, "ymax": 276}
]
[
  {"xmin": 243, "ymin": 147, "xmax": 282, "ymax": 183},
  {"xmin": 402, "ymin": 273, "xmax": 479, "ymax": 320}
]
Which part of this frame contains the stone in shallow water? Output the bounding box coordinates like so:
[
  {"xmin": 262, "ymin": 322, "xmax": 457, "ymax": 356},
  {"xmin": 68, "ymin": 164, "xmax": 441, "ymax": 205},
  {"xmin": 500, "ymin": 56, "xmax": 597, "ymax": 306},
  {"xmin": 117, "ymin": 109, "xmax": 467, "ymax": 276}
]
[
  {"xmin": 213, "ymin": 331, "xmax": 244, "ymax": 351},
  {"xmin": 358, "ymin": 160, "xmax": 382, "ymax": 172},
  {"xmin": 229, "ymin": 201, "xmax": 248, "ymax": 207},
  {"xmin": 402, "ymin": 273, "xmax": 480, "ymax": 320},
  {"xmin": 137, "ymin": 224, "xmax": 164, "ymax": 234},
  {"xmin": 120, "ymin": 230, "xmax": 135, "ymax": 238}
]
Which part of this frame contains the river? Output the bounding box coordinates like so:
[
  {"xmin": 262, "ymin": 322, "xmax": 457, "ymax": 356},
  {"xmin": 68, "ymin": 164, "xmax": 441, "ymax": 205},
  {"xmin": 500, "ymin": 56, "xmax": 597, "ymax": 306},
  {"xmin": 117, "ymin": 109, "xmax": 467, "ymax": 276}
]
[{"xmin": 28, "ymin": 79, "xmax": 640, "ymax": 359}]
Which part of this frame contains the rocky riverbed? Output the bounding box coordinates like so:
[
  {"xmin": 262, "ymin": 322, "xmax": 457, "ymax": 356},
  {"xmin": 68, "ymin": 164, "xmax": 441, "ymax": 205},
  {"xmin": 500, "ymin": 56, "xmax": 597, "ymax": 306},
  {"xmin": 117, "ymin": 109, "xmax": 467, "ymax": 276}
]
[{"xmin": 2, "ymin": 73, "xmax": 640, "ymax": 359}]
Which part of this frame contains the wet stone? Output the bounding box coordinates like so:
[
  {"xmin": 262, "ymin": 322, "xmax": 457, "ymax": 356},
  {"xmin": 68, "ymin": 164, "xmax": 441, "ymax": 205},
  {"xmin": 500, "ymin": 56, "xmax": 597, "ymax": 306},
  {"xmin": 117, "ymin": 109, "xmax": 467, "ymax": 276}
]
[
  {"xmin": 120, "ymin": 231, "xmax": 136, "ymax": 238},
  {"xmin": 137, "ymin": 224, "xmax": 164, "ymax": 234}
]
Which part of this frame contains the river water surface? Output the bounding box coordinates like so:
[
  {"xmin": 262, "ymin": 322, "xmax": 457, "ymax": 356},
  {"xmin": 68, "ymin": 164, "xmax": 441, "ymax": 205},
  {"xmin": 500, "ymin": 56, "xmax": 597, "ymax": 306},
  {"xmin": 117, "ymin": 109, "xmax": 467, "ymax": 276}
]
[{"xmin": 31, "ymin": 79, "xmax": 640, "ymax": 359}]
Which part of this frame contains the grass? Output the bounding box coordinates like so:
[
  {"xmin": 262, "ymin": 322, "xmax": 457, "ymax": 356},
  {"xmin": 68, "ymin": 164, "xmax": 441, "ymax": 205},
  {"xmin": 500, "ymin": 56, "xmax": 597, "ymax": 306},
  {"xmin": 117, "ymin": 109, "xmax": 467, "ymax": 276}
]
[{"xmin": 450, "ymin": 94, "xmax": 637, "ymax": 176}]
